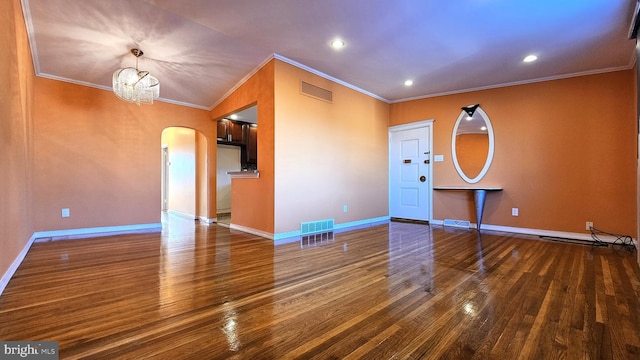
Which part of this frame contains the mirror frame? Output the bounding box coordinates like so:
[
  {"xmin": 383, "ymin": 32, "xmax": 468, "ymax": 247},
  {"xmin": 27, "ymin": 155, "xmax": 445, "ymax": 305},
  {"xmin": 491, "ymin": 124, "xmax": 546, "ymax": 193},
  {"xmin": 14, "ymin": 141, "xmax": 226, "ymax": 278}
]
[{"xmin": 451, "ymin": 106, "xmax": 495, "ymax": 184}]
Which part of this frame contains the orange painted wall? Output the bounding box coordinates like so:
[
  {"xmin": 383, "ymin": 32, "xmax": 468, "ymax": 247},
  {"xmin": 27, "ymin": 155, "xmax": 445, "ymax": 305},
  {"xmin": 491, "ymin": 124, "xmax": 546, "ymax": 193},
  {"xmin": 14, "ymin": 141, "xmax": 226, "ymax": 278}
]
[
  {"xmin": 273, "ymin": 60, "xmax": 390, "ymax": 234},
  {"xmin": 391, "ymin": 70, "xmax": 637, "ymax": 236},
  {"xmin": 0, "ymin": 0, "xmax": 35, "ymax": 282},
  {"xmin": 211, "ymin": 60, "xmax": 275, "ymax": 233},
  {"xmin": 32, "ymin": 78, "xmax": 214, "ymax": 231},
  {"xmin": 455, "ymin": 134, "xmax": 490, "ymax": 180}
]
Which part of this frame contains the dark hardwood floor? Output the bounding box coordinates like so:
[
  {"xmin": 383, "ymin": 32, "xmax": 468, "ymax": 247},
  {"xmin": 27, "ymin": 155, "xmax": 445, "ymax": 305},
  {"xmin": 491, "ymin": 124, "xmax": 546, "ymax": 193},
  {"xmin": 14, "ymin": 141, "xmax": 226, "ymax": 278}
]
[{"xmin": 1, "ymin": 216, "xmax": 639, "ymax": 359}]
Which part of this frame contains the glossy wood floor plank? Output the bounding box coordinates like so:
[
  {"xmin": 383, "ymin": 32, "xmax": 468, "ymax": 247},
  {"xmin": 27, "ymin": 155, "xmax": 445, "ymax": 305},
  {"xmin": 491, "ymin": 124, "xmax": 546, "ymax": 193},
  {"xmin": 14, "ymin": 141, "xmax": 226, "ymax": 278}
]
[{"xmin": 1, "ymin": 217, "xmax": 640, "ymax": 359}]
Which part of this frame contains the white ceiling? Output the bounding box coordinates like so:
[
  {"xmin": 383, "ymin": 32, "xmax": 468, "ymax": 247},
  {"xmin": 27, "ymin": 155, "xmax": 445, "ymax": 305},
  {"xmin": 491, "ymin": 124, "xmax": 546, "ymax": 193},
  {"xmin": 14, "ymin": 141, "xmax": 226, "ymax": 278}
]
[{"xmin": 22, "ymin": 0, "xmax": 638, "ymax": 110}]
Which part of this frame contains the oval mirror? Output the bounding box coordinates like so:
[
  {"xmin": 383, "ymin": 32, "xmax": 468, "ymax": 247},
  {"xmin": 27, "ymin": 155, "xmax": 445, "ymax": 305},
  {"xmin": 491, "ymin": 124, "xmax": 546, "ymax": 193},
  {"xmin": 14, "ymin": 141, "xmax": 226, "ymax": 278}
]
[{"xmin": 451, "ymin": 105, "xmax": 494, "ymax": 183}]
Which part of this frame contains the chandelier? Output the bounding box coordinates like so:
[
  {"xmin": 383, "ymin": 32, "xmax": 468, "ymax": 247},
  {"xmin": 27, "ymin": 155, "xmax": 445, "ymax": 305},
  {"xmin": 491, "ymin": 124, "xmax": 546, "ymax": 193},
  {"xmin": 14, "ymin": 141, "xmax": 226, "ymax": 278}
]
[{"xmin": 112, "ymin": 49, "xmax": 159, "ymax": 105}]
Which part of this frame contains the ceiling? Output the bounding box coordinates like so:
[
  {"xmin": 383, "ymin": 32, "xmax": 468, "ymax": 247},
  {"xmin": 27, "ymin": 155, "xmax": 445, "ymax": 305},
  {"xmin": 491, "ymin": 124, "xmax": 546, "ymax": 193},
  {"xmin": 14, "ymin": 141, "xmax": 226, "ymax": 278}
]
[{"xmin": 22, "ymin": 0, "xmax": 638, "ymax": 110}]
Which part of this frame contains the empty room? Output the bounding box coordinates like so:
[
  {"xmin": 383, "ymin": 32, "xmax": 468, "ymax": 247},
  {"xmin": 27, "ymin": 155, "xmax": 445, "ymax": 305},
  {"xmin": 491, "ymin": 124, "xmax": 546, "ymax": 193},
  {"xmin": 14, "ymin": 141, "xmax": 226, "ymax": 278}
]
[{"xmin": 1, "ymin": 0, "xmax": 640, "ymax": 358}]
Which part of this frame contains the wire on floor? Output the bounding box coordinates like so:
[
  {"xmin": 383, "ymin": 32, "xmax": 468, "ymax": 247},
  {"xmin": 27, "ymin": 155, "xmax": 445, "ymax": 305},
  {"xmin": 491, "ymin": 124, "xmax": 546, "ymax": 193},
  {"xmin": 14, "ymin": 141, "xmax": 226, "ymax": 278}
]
[
  {"xmin": 539, "ymin": 235, "xmax": 608, "ymax": 247},
  {"xmin": 590, "ymin": 226, "xmax": 635, "ymax": 250}
]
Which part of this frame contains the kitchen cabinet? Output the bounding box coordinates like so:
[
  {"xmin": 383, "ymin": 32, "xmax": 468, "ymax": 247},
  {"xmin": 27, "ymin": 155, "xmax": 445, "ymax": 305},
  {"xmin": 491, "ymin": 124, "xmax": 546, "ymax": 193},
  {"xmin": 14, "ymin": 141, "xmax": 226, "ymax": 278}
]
[
  {"xmin": 216, "ymin": 120, "xmax": 227, "ymax": 140},
  {"xmin": 245, "ymin": 124, "xmax": 258, "ymax": 166},
  {"xmin": 217, "ymin": 119, "xmax": 244, "ymax": 143},
  {"xmin": 217, "ymin": 118, "xmax": 257, "ymax": 169},
  {"xmin": 228, "ymin": 121, "xmax": 244, "ymax": 142}
]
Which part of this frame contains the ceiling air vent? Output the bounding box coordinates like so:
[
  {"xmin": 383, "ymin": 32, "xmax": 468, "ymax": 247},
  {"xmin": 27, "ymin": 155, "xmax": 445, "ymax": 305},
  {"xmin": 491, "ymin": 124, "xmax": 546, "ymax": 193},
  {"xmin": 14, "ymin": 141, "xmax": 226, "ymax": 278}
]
[{"xmin": 300, "ymin": 81, "xmax": 332, "ymax": 103}]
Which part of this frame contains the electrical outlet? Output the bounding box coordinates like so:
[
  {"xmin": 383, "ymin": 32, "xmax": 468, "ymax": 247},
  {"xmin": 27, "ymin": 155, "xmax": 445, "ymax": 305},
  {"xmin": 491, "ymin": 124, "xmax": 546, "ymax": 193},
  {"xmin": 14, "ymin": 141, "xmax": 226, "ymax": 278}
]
[
  {"xmin": 586, "ymin": 221, "xmax": 593, "ymax": 231},
  {"xmin": 511, "ymin": 208, "xmax": 518, "ymax": 216},
  {"xmin": 61, "ymin": 208, "xmax": 70, "ymax": 218},
  {"xmin": 343, "ymin": 205, "xmax": 348, "ymax": 213}
]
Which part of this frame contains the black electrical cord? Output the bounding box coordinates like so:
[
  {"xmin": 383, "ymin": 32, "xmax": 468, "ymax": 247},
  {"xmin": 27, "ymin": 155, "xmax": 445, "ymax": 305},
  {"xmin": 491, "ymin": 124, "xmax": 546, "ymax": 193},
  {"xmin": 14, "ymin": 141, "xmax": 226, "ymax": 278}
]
[
  {"xmin": 539, "ymin": 235, "xmax": 608, "ymax": 247},
  {"xmin": 538, "ymin": 227, "xmax": 635, "ymax": 251},
  {"xmin": 590, "ymin": 226, "xmax": 635, "ymax": 250}
]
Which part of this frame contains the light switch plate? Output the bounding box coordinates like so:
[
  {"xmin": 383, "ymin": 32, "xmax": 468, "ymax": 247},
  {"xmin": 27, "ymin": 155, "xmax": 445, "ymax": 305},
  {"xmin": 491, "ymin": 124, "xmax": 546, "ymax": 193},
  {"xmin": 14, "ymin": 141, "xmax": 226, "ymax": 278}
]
[
  {"xmin": 61, "ymin": 208, "xmax": 70, "ymax": 218},
  {"xmin": 434, "ymin": 155, "xmax": 444, "ymax": 162}
]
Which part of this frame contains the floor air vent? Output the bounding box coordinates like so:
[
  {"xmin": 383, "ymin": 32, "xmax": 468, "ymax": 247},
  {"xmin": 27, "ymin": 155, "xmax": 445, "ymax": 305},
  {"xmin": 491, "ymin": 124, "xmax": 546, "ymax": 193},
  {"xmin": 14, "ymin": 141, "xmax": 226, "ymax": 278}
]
[
  {"xmin": 301, "ymin": 219, "xmax": 334, "ymax": 235},
  {"xmin": 301, "ymin": 81, "xmax": 333, "ymax": 102},
  {"xmin": 443, "ymin": 219, "xmax": 471, "ymax": 229}
]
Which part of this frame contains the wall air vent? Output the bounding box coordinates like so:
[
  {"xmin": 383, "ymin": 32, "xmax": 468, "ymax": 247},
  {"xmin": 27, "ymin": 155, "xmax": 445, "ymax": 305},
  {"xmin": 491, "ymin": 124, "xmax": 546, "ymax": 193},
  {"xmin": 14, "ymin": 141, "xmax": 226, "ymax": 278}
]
[
  {"xmin": 300, "ymin": 81, "xmax": 333, "ymax": 103},
  {"xmin": 443, "ymin": 219, "xmax": 471, "ymax": 229},
  {"xmin": 300, "ymin": 219, "xmax": 335, "ymax": 235}
]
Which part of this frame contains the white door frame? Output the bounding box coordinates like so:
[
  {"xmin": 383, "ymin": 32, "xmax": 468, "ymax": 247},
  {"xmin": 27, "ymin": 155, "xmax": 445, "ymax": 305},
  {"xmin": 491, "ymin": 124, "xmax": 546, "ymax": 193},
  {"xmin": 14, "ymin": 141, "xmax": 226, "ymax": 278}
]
[
  {"xmin": 388, "ymin": 119, "xmax": 434, "ymax": 222},
  {"xmin": 161, "ymin": 145, "xmax": 169, "ymax": 211}
]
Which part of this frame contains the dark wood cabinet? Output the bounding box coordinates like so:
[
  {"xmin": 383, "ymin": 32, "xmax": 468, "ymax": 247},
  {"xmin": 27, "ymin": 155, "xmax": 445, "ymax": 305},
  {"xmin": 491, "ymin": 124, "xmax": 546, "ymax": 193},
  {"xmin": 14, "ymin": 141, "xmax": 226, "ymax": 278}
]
[
  {"xmin": 229, "ymin": 121, "xmax": 244, "ymax": 142},
  {"xmin": 217, "ymin": 119, "xmax": 244, "ymax": 143},
  {"xmin": 245, "ymin": 124, "xmax": 258, "ymax": 165},
  {"xmin": 217, "ymin": 119, "xmax": 257, "ymax": 169},
  {"xmin": 216, "ymin": 120, "xmax": 227, "ymax": 140}
]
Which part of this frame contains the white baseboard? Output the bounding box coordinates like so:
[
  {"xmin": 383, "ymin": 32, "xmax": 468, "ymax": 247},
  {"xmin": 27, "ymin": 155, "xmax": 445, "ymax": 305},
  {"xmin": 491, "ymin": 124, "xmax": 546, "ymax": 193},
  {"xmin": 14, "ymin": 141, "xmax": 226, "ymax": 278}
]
[
  {"xmin": 1, "ymin": 222, "xmax": 162, "ymax": 297},
  {"xmin": 33, "ymin": 223, "xmax": 162, "ymax": 242},
  {"xmin": 273, "ymin": 216, "xmax": 391, "ymax": 242},
  {"xmin": 228, "ymin": 216, "xmax": 391, "ymax": 243},
  {"xmin": 167, "ymin": 210, "xmax": 196, "ymax": 220},
  {"xmin": 431, "ymin": 219, "xmax": 636, "ymax": 245},
  {"xmin": 198, "ymin": 216, "xmax": 216, "ymax": 224},
  {"xmin": 229, "ymin": 223, "xmax": 274, "ymax": 239},
  {"xmin": 0, "ymin": 233, "xmax": 37, "ymax": 297}
]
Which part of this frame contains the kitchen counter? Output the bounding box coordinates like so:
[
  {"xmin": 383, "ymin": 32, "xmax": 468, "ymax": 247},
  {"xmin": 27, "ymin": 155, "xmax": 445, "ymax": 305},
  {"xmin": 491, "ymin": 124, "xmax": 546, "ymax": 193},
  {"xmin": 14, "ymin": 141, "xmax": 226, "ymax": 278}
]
[{"xmin": 227, "ymin": 170, "xmax": 260, "ymax": 179}]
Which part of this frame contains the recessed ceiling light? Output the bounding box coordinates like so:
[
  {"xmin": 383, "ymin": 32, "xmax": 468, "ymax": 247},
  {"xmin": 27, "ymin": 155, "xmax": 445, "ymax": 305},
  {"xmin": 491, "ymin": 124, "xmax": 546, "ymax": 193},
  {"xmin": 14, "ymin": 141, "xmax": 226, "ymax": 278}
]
[
  {"xmin": 330, "ymin": 39, "xmax": 345, "ymax": 49},
  {"xmin": 404, "ymin": 79, "xmax": 414, "ymax": 86},
  {"xmin": 230, "ymin": 114, "xmax": 238, "ymax": 120},
  {"xmin": 523, "ymin": 54, "xmax": 538, "ymax": 63}
]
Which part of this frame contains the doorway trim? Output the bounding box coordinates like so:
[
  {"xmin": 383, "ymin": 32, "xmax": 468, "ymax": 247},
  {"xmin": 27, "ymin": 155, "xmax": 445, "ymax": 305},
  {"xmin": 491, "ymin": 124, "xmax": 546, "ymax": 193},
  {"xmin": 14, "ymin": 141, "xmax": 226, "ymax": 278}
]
[
  {"xmin": 388, "ymin": 119, "xmax": 434, "ymax": 222},
  {"xmin": 161, "ymin": 145, "xmax": 169, "ymax": 211}
]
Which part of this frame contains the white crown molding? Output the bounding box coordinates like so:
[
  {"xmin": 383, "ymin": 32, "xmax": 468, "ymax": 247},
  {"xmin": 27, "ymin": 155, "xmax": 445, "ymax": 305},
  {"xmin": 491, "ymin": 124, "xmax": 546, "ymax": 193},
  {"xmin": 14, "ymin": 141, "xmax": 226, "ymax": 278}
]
[
  {"xmin": 210, "ymin": 53, "xmax": 392, "ymax": 111},
  {"xmin": 21, "ymin": 0, "xmax": 41, "ymax": 76},
  {"xmin": 209, "ymin": 54, "xmax": 277, "ymax": 110},
  {"xmin": 273, "ymin": 54, "xmax": 390, "ymax": 103},
  {"xmin": 392, "ymin": 64, "xmax": 635, "ymax": 104},
  {"xmin": 36, "ymin": 73, "xmax": 211, "ymax": 110}
]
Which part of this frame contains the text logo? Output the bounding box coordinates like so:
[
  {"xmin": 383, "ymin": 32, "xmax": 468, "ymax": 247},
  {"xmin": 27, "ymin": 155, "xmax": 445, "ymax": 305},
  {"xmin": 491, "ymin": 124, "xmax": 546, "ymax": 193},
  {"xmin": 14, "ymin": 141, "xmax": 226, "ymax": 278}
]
[{"xmin": 1, "ymin": 341, "xmax": 58, "ymax": 359}]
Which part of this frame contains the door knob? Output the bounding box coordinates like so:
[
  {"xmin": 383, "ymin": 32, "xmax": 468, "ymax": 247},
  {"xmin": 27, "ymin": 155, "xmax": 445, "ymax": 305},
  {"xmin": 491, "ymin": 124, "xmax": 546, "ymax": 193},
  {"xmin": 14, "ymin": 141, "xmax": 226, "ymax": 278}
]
[{"xmin": 419, "ymin": 176, "xmax": 426, "ymax": 182}]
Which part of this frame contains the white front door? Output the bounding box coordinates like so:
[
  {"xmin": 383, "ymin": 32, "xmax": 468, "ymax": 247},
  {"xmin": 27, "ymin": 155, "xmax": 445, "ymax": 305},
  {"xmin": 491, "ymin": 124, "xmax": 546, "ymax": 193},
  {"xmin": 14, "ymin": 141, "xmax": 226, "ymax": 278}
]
[{"xmin": 389, "ymin": 121, "xmax": 432, "ymax": 221}]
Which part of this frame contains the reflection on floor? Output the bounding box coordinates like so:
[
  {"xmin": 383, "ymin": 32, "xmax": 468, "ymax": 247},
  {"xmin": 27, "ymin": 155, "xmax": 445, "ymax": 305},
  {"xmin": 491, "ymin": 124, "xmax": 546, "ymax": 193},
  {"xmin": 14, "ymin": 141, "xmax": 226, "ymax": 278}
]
[
  {"xmin": 161, "ymin": 211, "xmax": 231, "ymax": 229},
  {"xmin": 160, "ymin": 211, "xmax": 197, "ymax": 234},
  {"xmin": 217, "ymin": 212, "xmax": 231, "ymax": 227}
]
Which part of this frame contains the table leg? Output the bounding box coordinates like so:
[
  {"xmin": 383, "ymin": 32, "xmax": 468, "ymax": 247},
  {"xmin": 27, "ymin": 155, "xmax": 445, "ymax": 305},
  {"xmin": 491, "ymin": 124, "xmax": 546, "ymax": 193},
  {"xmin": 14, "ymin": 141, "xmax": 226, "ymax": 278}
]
[{"xmin": 473, "ymin": 189, "xmax": 487, "ymax": 231}]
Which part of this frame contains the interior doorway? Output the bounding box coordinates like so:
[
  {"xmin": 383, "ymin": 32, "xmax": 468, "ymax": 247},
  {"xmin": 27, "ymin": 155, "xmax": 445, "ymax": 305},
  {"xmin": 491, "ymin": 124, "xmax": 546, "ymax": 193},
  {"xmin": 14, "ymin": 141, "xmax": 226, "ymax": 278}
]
[{"xmin": 160, "ymin": 127, "xmax": 208, "ymax": 222}]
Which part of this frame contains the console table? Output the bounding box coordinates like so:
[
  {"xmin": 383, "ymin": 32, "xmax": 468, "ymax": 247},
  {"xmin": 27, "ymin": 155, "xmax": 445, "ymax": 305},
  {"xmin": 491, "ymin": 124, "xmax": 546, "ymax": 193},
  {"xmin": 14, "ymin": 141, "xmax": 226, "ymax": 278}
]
[{"xmin": 433, "ymin": 186, "xmax": 503, "ymax": 230}]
